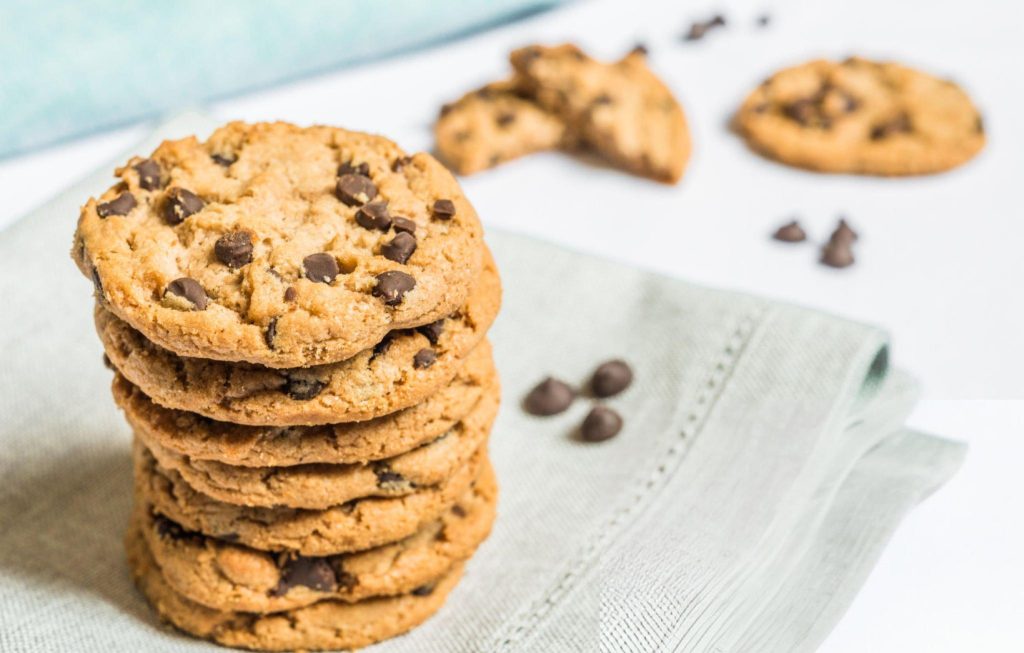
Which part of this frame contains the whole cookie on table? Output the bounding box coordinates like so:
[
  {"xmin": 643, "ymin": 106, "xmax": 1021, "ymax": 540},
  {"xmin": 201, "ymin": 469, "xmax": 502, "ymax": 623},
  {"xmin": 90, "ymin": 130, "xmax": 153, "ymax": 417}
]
[
  {"xmin": 98, "ymin": 251, "xmax": 500, "ymax": 426},
  {"xmin": 509, "ymin": 44, "xmax": 691, "ymax": 183},
  {"xmin": 112, "ymin": 342, "xmax": 498, "ymax": 467},
  {"xmin": 138, "ymin": 382, "xmax": 498, "ymax": 509},
  {"xmin": 435, "ymin": 79, "xmax": 570, "ymax": 175},
  {"xmin": 139, "ymin": 462, "xmax": 497, "ymax": 613},
  {"xmin": 127, "ymin": 525, "xmax": 463, "ymax": 652},
  {"xmin": 135, "ymin": 440, "xmax": 487, "ymax": 556},
  {"xmin": 735, "ymin": 57, "xmax": 985, "ymax": 175},
  {"xmin": 72, "ymin": 121, "xmax": 485, "ymax": 368}
]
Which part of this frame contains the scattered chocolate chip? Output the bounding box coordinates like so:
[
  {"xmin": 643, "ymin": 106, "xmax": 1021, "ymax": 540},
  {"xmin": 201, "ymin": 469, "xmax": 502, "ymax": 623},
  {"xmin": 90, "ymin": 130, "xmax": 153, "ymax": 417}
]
[
  {"xmin": 162, "ymin": 188, "xmax": 205, "ymax": 225},
  {"xmin": 392, "ymin": 156, "xmax": 412, "ymax": 172},
  {"xmin": 631, "ymin": 43, "xmax": 649, "ymax": 56},
  {"xmin": 496, "ymin": 111, "xmax": 516, "ymax": 127},
  {"xmin": 417, "ymin": 319, "xmax": 444, "ymax": 345},
  {"xmin": 211, "ymin": 153, "xmax": 236, "ymax": 167},
  {"xmin": 336, "ymin": 174, "xmax": 377, "ymax": 206},
  {"xmin": 975, "ymin": 115, "xmax": 985, "ymax": 134},
  {"xmin": 284, "ymin": 286, "xmax": 297, "ymax": 302},
  {"xmin": 591, "ymin": 360, "xmax": 633, "ymax": 398},
  {"xmin": 303, "ymin": 253, "xmax": 340, "ymax": 284},
  {"xmin": 829, "ymin": 218, "xmax": 858, "ymax": 245},
  {"xmin": 339, "ymin": 501, "xmax": 357, "ymax": 515},
  {"xmin": 97, "ymin": 192, "xmax": 137, "ymax": 218},
  {"xmin": 372, "ymin": 271, "xmax": 416, "ymax": 305},
  {"xmin": 214, "ymin": 231, "xmax": 254, "ymax": 268},
  {"xmin": 355, "ymin": 201, "xmax": 392, "ymax": 231},
  {"xmin": 580, "ymin": 406, "xmax": 623, "ymax": 442},
  {"xmin": 432, "ymin": 199, "xmax": 456, "ymax": 220},
  {"xmin": 772, "ymin": 220, "xmax": 807, "ymax": 243},
  {"xmin": 524, "ymin": 377, "xmax": 575, "ymax": 416},
  {"xmin": 392, "ymin": 216, "xmax": 416, "ymax": 235},
  {"xmin": 337, "ymin": 161, "xmax": 370, "ymax": 177},
  {"xmin": 164, "ymin": 277, "xmax": 208, "ymax": 310},
  {"xmin": 375, "ymin": 466, "xmax": 405, "ymax": 486},
  {"xmin": 91, "ymin": 267, "xmax": 105, "ymax": 302},
  {"xmin": 133, "ymin": 159, "xmax": 162, "ymax": 191},
  {"xmin": 683, "ymin": 14, "xmax": 727, "ymax": 41},
  {"xmin": 381, "ymin": 232, "xmax": 417, "ymax": 264},
  {"xmin": 756, "ymin": 14, "xmax": 771, "ymax": 27},
  {"xmin": 820, "ymin": 241, "xmax": 855, "ymax": 269},
  {"xmin": 273, "ymin": 556, "xmax": 337, "ymax": 595},
  {"xmin": 102, "ymin": 354, "xmax": 114, "ymax": 370},
  {"xmin": 870, "ymin": 113, "xmax": 912, "ymax": 140},
  {"xmin": 413, "ymin": 348, "xmax": 437, "ymax": 369},
  {"xmin": 451, "ymin": 504, "xmax": 467, "ymax": 517},
  {"xmin": 285, "ymin": 375, "xmax": 326, "ymax": 400},
  {"xmin": 439, "ymin": 103, "xmax": 454, "ymax": 117},
  {"xmin": 265, "ymin": 318, "xmax": 278, "ymax": 349},
  {"xmin": 709, "ymin": 14, "xmax": 726, "ymax": 27},
  {"xmin": 784, "ymin": 98, "xmax": 817, "ymax": 125},
  {"xmin": 411, "ymin": 583, "xmax": 436, "ymax": 597}
]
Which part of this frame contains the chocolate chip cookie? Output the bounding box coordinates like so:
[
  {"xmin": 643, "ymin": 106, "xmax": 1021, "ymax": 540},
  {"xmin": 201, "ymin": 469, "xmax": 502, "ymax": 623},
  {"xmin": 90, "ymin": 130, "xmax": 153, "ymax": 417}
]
[
  {"xmin": 509, "ymin": 44, "xmax": 691, "ymax": 183},
  {"xmin": 135, "ymin": 439, "xmax": 486, "ymax": 556},
  {"xmin": 73, "ymin": 121, "xmax": 486, "ymax": 368},
  {"xmin": 137, "ymin": 382, "xmax": 498, "ymax": 509},
  {"xmin": 112, "ymin": 342, "xmax": 497, "ymax": 467},
  {"xmin": 139, "ymin": 461, "xmax": 496, "ymax": 613},
  {"xmin": 435, "ymin": 79, "xmax": 570, "ymax": 175},
  {"xmin": 98, "ymin": 250, "xmax": 500, "ymax": 426},
  {"xmin": 127, "ymin": 523, "xmax": 463, "ymax": 651},
  {"xmin": 735, "ymin": 57, "xmax": 985, "ymax": 175}
]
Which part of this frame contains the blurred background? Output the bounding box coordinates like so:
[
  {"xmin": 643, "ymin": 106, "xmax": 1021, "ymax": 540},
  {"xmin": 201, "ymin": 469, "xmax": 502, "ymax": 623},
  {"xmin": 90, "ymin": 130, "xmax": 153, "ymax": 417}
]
[{"xmin": 0, "ymin": 0, "xmax": 1021, "ymax": 650}]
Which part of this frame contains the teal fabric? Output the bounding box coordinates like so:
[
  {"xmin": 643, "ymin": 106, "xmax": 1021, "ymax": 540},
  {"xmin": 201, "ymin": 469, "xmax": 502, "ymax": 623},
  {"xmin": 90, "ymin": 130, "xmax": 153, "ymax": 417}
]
[{"xmin": 0, "ymin": 0, "xmax": 559, "ymax": 158}]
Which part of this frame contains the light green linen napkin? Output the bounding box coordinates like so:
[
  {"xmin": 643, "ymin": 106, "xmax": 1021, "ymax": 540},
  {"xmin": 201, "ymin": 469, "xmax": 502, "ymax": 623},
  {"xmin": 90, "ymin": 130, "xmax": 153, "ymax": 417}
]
[{"xmin": 0, "ymin": 114, "xmax": 964, "ymax": 652}]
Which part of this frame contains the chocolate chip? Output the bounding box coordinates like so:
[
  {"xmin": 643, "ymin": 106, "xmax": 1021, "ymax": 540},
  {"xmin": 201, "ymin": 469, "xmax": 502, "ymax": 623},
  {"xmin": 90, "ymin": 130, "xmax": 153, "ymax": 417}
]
[
  {"xmin": 284, "ymin": 286, "xmax": 297, "ymax": 302},
  {"xmin": 631, "ymin": 43, "xmax": 649, "ymax": 56},
  {"xmin": 417, "ymin": 319, "xmax": 444, "ymax": 345},
  {"xmin": 840, "ymin": 92, "xmax": 860, "ymax": 113},
  {"xmin": 336, "ymin": 174, "xmax": 377, "ymax": 207},
  {"xmin": 375, "ymin": 466, "xmax": 406, "ymax": 486},
  {"xmin": 265, "ymin": 318, "xmax": 278, "ymax": 349},
  {"xmin": 214, "ymin": 231, "xmax": 254, "ymax": 268},
  {"xmin": 327, "ymin": 560, "xmax": 358, "ymax": 591},
  {"xmin": 591, "ymin": 360, "xmax": 633, "ymax": 398},
  {"xmin": 784, "ymin": 98, "xmax": 817, "ymax": 125},
  {"xmin": 273, "ymin": 556, "xmax": 337, "ymax": 595},
  {"xmin": 709, "ymin": 14, "xmax": 726, "ymax": 27},
  {"xmin": 431, "ymin": 199, "xmax": 456, "ymax": 220},
  {"xmin": 829, "ymin": 218, "xmax": 858, "ymax": 245},
  {"xmin": 303, "ymin": 253, "xmax": 340, "ymax": 284},
  {"xmin": 165, "ymin": 277, "xmax": 208, "ymax": 310},
  {"xmin": 439, "ymin": 103, "xmax": 454, "ymax": 117},
  {"xmin": 870, "ymin": 113, "xmax": 912, "ymax": 140},
  {"xmin": 339, "ymin": 500, "xmax": 357, "ymax": 515},
  {"xmin": 975, "ymin": 115, "xmax": 985, "ymax": 134},
  {"xmin": 355, "ymin": 201, "xmax": 392, "ymax": 231},
  {"xmin": 102, "ymin": 354, "xmax": 114, "ymax": 370},
  {"xmin": 757, "ymin": 14, "xmax": 771, "ymax": 27},
  {"xmin": 392, "ymin": 156, "xmax": 412, "ymax": 172},
  {"xmin": 820, "ymin": 241, "xmax": 855, "ymax": 268},
  {"xmin": 371, "ymin": 332, "xmax": 395, "ymax": 359},
  {"xmin": 684, "ymin": 22, "xmax": 708, "ymax": 41},
  {"xmin": 451, "ymin": 504, "xmax": 467, "ymax": 518},
  {"xmin": 337, "ymin": 161, "xmax": 370, "ymax": 177},
  {"xmin": 392, "ymin": 216, "xmax": 416, "ymax": 235},
  {"xmin": 153, "ymin": 513, "xmax": 200, "ymax": 542},
  {"xmin": 91, "ymin": 267, "xmax": 105, "ymax": 302},
  {"xmin": 211, "ymin": 153, "xmax": 236, "ymax": 166},
  {"xmin": 381, "ymin": 232, "xmax": 417, "ymax": 264},
  {"xmin": 411, "ymin": 583, "xmax": 436, "ymax": 597},
  {"xmin": 97, "ymin": 192, "xmax": 137, "ymax": 218},
  {"xmin": 413, "ymin": 348, "xmax": 436, "ymax": 369},
  {"xmin": 372, "ymin": 271, "xmax": 416, "ymax": 305},
  {"xmin": 162, "ymin": 188, "xmax": 205, "ymax": 225},
  {"xmin": 772, "ymin": 220, "xmax": 807, "ymax": 243},
  {"xmin": 285, "ymin": 375, "xmax": 326, "ymax": 400},
  {"xmin": 580, "ymin": 406, "xmax": 623, "ymax": 442},
  {"xmin": 496, "ymin": 112, "xmax": 516, "ymax": 127},
  {"xmin": 524, "ymin": 377, "xmax": 575, "ymax": 416},
  {"xmin": 133, "ymin": 159, "xmax": 162, "ymax": 191}
]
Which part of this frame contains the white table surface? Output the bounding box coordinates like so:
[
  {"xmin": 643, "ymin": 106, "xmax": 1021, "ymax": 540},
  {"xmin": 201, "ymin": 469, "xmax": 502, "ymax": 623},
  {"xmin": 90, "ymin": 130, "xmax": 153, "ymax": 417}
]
[{"xmin": 1, "ymin": 0, "xmax": 1020, "ymax": 649}]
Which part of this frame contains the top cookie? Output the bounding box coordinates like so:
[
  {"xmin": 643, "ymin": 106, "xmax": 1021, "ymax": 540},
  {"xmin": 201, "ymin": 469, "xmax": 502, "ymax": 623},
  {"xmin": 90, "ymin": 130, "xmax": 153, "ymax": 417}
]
[
  {"xmin": 735, "ymin": 57, "xmax": 985, "ymax": 175},
  {"xmin": 509, "ymin": 44, "xmax": 691, "ymax": 183},
  {"xmin": 73, "ymin": 121, "xmax": 485, "ymax": 368}
]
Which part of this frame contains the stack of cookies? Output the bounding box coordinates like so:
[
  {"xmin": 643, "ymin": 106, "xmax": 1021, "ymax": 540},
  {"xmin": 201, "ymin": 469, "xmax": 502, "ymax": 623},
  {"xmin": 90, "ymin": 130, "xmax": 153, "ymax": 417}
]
[{"xmin": 71, "ymin": 122, "xmax": 501, "ymax": 651}]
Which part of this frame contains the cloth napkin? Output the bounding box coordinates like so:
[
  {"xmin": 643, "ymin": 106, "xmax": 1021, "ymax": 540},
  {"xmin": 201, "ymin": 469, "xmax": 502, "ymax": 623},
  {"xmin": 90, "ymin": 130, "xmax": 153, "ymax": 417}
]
[
  {"xmin": 0, "ymin": 0, "xmax": 561, "ymax": 159},
  {"xmin": 0, "ymin": 114, "xmax": 965, "ymax": 652}
]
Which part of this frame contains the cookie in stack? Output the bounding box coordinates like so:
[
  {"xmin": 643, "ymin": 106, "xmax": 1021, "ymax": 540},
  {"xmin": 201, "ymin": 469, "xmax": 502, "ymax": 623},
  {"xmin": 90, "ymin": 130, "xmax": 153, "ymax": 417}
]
[{"xmin": 71, "ymin": 122, "xmax": 501, "ymax": 651}]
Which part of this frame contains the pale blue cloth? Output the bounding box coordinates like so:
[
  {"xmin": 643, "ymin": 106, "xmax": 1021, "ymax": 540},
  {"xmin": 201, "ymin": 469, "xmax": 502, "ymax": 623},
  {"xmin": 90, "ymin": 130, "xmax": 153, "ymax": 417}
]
[{"xmin": 0, "ymin": 0, "xmax": 560, "ymax": 158}]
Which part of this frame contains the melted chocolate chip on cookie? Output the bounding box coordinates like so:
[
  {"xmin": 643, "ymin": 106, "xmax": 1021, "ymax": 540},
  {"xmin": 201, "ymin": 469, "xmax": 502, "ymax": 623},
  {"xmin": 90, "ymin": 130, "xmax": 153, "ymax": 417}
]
[
  {"xmin": 97, "ymin": 192, "xmax": 137, "ymax": 218},
  {"xmin": 355, "ymin": 201, "xmax": 392, "ymax": 231},
  {"xmin": 303, "ymin": 253, "xmax": 340, "ymax": 284},
  {"xmin": 164, "ymin": 277, "xmax": 208, "ymax": 310},
  {"xmin": 372, "ymin": 271, "xmax": 416, "ymax": 305},
  {"xmin": 162, "ymin": 188, "xmax": 205, "ymax": 225},
  {"xmin": 272, "ymin": 556, "xmax": 338, "ymax": 595},
  {"xmin": 215, "ymin": 231, "xmax": 254, "ymax": 268},
  {"xmin": 133, "ymin": 159, "xmax": 162, "ymax": 191},
  {"xmin": 413, "ymin": 348, "xmax": 437, "ymax": 369},
  {"xmin": 432, "ymin": 199, "xmax": 456, "ymax": 220},
  {"xmin": 336, "ymin": 174, "xmax": 377, "ymax": 207},
  {"xmin": 381, "ymin": 232, "xmax": 417, "ymax": 264}
]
